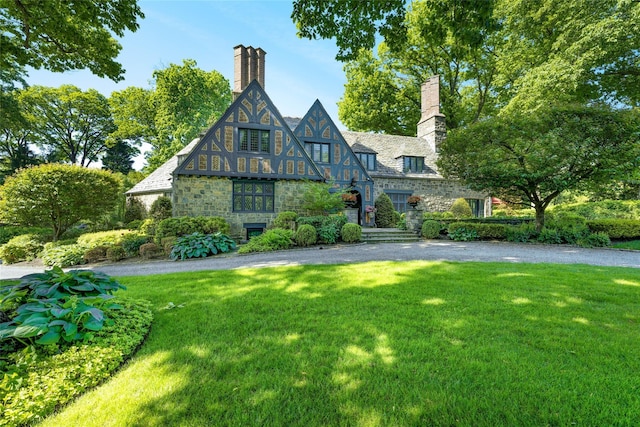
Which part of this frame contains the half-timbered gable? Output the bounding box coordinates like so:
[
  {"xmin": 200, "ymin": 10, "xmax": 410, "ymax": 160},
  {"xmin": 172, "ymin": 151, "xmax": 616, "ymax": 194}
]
[
  {"xmin": 175, "ymin": 80, "xmax": 322, "ymax": 181},
  {"xmin": 294, "ymin": 100, "xmax": 375, "ymax": 210}
]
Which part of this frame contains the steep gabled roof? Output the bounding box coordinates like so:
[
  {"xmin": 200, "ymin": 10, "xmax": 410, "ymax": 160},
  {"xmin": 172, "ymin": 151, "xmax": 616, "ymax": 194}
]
[
  {"xmin": 294, "ymin": 100, "xmax": 372, "ymax": 184},
  {"xmin": 174, "ymin": 80, "xmax": 322, "ymax": 181},
  {"xmin": 126, "ymin": 137, "xmax": 200, "ymax": 195},
  {"xmin": 341, "ymin": 131, "xmax": 441, "ymax": 178}
]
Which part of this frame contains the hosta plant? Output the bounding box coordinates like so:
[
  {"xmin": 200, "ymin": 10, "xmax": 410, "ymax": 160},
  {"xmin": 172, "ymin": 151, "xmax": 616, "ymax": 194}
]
[
  {"xmin": 170, "ymin": 232, "xmax": 236, "ymax": 261},
  {"xmin": 0, "ymin": 267, "xmax": 126, "ymax": 346}
]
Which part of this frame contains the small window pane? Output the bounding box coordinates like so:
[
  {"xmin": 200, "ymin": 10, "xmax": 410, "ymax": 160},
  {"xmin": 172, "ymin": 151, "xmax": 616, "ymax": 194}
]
[{"xmin": 261, "ymin": 131, "xmax": 270, "ymax": 153}]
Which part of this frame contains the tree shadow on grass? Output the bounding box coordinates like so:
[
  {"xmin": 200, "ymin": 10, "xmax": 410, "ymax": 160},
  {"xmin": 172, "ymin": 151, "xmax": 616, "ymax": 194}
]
[{"xmin": 45, "ymin": 261, "xmax": 640, "ymax": 426}]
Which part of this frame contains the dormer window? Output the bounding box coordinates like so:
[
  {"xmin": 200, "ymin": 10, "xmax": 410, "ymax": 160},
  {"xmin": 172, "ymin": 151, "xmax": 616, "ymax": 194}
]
[
  {"xmin": 403, "ymin": 156, "xmax": 424, "ymax": 173},
  {"xmin": 239, "ymin": 128, "xmax": 270, "ymax": 153},
  {"xmin": 356, "ymin": 153, "xmax": 376, "ymax": 171}
]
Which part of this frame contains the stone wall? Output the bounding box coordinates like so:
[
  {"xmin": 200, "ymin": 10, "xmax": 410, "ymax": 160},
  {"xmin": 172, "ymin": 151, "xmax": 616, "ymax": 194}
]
[
  {"xmin": 372, "ymin": 176, "xmax": 492, "ymax": 217},
  {"xmin": 173, "ymin": 175, "xmax": 309, "ymax": 239},
  {"xmin": 131, "ymin": 191, "xmax": 171, "ymax": 211}
]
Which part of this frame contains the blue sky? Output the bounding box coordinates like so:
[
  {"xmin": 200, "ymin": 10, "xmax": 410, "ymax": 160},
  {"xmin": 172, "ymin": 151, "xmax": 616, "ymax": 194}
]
[{"xmin": 26, "ymin": 1, "xmax": 348, "ymax": 167}]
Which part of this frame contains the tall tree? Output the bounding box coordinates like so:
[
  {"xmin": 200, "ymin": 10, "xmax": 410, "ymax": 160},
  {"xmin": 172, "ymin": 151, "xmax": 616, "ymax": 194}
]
[
  {"xmin": 0, "ymin": 89, "xmax": 40, "ymax": 182},
  {"xmin": 111, "ymin": 60, "xmax": 232, "ymax": 172},
  {"xmin": 0, "ymin": 164, "xmax": 121, "ymax": 240},
  {"xmin": 0, "ymin": 0, "xmax": 144, "ymax": 84},
  {"xmin": 102, "ymin": 139, "xmax": 139, "ymax": 174},
  {"xmin": 437, "ymin": 106, "xmax": 640, "ymax": 231},
  {"xmin": 297, "ymin": 0, "xmax": 640, "ymax": 133},
  {"xmin": 19, "ymin": 85, "xmax": 116, "ymax": 166}
]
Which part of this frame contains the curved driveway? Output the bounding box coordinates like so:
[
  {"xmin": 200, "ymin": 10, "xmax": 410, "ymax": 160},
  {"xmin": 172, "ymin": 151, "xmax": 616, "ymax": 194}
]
[{"xmin": 2, "ymin": 241, "xmax": 637, "ymax": 280}]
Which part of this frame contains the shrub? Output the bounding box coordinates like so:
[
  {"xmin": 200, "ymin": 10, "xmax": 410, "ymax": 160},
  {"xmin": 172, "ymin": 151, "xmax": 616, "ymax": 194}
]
[
  {"xmin": 272, "ymin": 211, "xmax": 298, "ymax": 230},
  {"xmin": 124, "ymin": 197, "xmax": 146, "ymax": 223},
  {"xmin": 121, "ymin": 233, "xmax": 150, "ymax": 257},
  {"xmin": 0, "ymin": 226, "xmax": 52, "ymax": 245},
  {"xmin": 422, "ymin": 220, "xmax": 442, "ymax": 239},
  {"xmin": 577, "ymin": 232, "xmax": 611, "ymax": 248},
  {"xmin": 238, "ymin": 229, "xmax": 294, "ymax": 254},
  {"xmin": 587, "ymin": 219, "xmax": 640, "ymax": 239},
  {"xmin": 449, "ymin": 198, "xmax": 473, "ymax": 218},
  {"xmin": 549, "ymin": 199, "xmax": 640, "ymax": 220},
  {"xmin": 294, "ymin": 224, "xmax": 317, "ymax": 247},
  {"xmin": 154, "ymin": 216, "xmax": 230, "ymax": 244},
  {"xmin": 447, "ymin": 223, "xmax": 479, "ymax": 241},
  {"xmin": 374, "ymin": 193, "xmax": 396, "ymax": 228},
  {"xmin": 139, "ymin": 242, "xmax": 163, "ymax": 259},
  {"xmin": 161, "ymin": 236, "xmax": 178, "ymax": 255},
  {"xmin": 341, "ymin": 223, "xmax": 362, "ymax": 243},
  {"xmin": 444, "ymin": 222, "xmax": 506, "ymax": 240},
  {"xmin": 301, "ymin": 181, "xmax": 344, "ymax": 215},
  {"xmin": 423, "ymin": 211, "xmax": 455, "ymax": 220},
  {"xmin": 169, "ymin": 232, "xmax": 236, "ymax": 260},
  {"xmin": 149, "ymin": 196, "xmax": 173, "ymax": 221},
  {"xmin": 0, "ymin": 298, "xmax": 151, "ymax": 427},
  {"xmin": 0, "ymin": 234, "xmax": 45, "ymax": 264},
  {"xmin": 140, "ymin": 218, "xmax": 158, "ymax": 237},
  {"xmin": 106, "ymin": 246, "xmax": 127, "ymax": 262},
  {"xmin": 83, "ymin": 245, "xmax": 110, "ymax": 263},
  {"xmin": 297, "ymin": 215, "xmax": 326, "ymax": 230},
  {"xmin": 126, "ymin": 219, "xmax": 143, "ymax": 230},
  {"xmin": 41, "ymin": 243, "xmax": 87, "ymax": 267},
  {"xmin": 537, "ymin": 228, "xmax": 563, "ymax": 244},
  {"xmin": 318, "ymin": 215, "xmax": 348, "ymax": 244},
  {"xmin": 77, "ymin": 230, "xmax": 131, "ymax": 248},
  {"xmin": 505, "ymin": 223, "xmax": 539, "ymax": 243}
]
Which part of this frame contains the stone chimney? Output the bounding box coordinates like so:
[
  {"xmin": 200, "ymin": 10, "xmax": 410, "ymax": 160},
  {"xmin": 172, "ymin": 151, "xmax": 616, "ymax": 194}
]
[
  {"xmin": 417, "ymin": 75, "xmax": 446, "ymax": 153},
  {"xmin": 233, "ymin": 45, "xmax": 266, "ymax": 99}
]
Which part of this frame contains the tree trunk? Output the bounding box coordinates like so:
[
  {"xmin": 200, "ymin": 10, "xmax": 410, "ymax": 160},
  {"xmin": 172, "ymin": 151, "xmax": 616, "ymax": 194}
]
[{"xmin": 534, "ymin": 204, "xmax": 545, "ymax": 233}]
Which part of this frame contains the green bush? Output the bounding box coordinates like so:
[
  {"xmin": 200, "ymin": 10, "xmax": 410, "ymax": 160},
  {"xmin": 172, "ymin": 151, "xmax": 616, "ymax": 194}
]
[
  {"xmin": 587, "ymin": 219, "xmax": 640, "ymax": 239},
  {"xmin": 447, "ymin": 222, "xmax": 480, "ymax": 241},
  {"xmin": 505, "ymin": 223, "xmax": 539, "ymax": 243},
  {"xmin": 126, "ymin": 219, "xmax": 143, "ymax": 230},
  {"xmin": 0, "ymin": 298, "xmax": 152, "ymax": 427},
  {"xmin": 238, "ymin": 229, "xmax": 294, "ymax": 254},
  {"xmin": 149, "ymin": 196, "xmax": 173, "ymax": 221},
  {"xmin": 154, "ymin": 216, "xmax": 230, "ymax": 244},
  {"xmin": 577, "ymin": 232, "xmax": 611, "ymax": 248},
  {"xmin": 318, "ymin": 215, "xmax": 348, "ymax": 244},
  {"xmin": 374, "ymin": 193, "xmax": 396, "ymax": 228},
  {"xmin": 421, "ymin": 220, "xmax": 442, "ymax": 239},
  {"xmin": 0, "ymin": 226, "xmax": 52, "ymax": 245},
  {"xmin": 77, "ymin": 230, "xmax": 132, "ymax": 248},
  {"xmin": 272, "ymin": 211, "xmax": 299, "ymax": 230},
  {"xmin": 297, "ymin": 216, "xmax": 326, "ymax": 230},
  {"xmin": 341, "ymin": 223, "xmax": 362, "ymax": 243},
  {"xmin": 169, "ymin": 232, "xmax": 236, "ymax": 260},
  {"xmin": 444, "ymin": 222, "xmax": 506, "ymax": 240},
  {"xmin": 549, "ymin": 199, "xmax": 640, "ymax": 220},
  {"xmin": 121, "ymin": 232, "xmax": 150, "ymax": 257},
  {"xmin": 124, "ymin": 197, "xmax": 146, "ymax": 223},
  {"xmin": 106, "ymin": 246, "xmax": 127, "ymax": 262},
  {"xmin": 423, "ymin": 211, "xmax": 455, "ymax": 220},
  {"xmin": 140, "ymin": 218, "xmax": 158, "ymax": 237},
  {"xmin": 294, "ymin": 224, "xmax": 317, "ymax": 247},
  {"xmin": 161, "ymin": 236, "xmax": 178, "ymax": 255},
  {"xmin": 0, "ymin": 234, "xmax": 45, "ymax": 264},
  {"xmin": 41, "ymin": 243, "xmax": 87, "ymax": 267},
  {"xmin": 450, "ymin": 198, "xmax": 473, "ymax": 218}
]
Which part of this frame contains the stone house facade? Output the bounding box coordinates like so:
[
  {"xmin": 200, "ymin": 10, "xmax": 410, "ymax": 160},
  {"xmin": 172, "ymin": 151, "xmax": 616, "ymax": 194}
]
[{"xmin": 127, "ymin": 45, "xmax": 490, "ymax": 239}]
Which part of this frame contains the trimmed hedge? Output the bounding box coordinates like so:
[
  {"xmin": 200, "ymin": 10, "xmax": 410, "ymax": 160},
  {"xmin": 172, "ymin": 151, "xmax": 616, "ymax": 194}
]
[
  {"xmin": 294, "ymin": 224, "xmax": 317, "ymax": 247},
  {"xmin": 341, "ymin": 223, "xmax": 362, "ymax": 243},
  {"xmin": 447, "ymin": 222, "xmax": 507, "ymax": 240},
  {"xmin": 421, "ymin": 220, "xmax": 442, "ymax": 239},
  {"xmin": 0, "ymin": 226, "xmax": 52, "ymax": 245},
  {"xmin": 154, "ymin": 216, "xmax": 230, "ymax": 244},
  {"xmin": 587, "ymin": 219, "xmax": 640, "ymax": 239},
  {"xmin": 549, "ymin": 200, "xmax": 640, "ymax": 220}
]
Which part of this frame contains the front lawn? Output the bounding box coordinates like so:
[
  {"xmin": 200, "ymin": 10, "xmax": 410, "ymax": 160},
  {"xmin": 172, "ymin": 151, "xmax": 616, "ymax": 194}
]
[{"xmin": 40, "ymin": 261, "xmax": 640, "ymax": 426}]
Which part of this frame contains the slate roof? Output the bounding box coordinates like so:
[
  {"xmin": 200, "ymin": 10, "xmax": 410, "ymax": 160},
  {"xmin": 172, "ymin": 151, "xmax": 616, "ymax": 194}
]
[
  {"xmin": 126, "ymin": 137, "xmax": 201, "ymax": 195},
  {"xmin": 341, "ymin": 131, "xmax": 441, "ymax": 178}
]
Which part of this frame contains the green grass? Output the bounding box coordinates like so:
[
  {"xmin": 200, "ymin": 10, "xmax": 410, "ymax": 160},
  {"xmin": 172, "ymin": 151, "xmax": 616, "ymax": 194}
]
[
  {"xmin": 39, "ymin": 261, "xmax": 640, "ymax": 426},
  {"xmin": 612, "ymin": 239, "xmax": 640, "ymax": 250}
]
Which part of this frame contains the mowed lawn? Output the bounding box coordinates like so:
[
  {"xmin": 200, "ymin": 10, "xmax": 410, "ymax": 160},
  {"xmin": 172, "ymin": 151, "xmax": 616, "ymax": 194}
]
[{"xmin": 42, "ymin": 261, "xmax": 640, "ymax": 426}]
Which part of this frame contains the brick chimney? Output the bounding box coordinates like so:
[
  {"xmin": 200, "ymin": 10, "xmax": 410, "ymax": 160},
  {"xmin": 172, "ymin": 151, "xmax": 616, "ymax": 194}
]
[
  {"xmin": 417, "ymin": 75, "xmax": 446, "ymax": 153},
  {"xmin": 233, "ymin": 45, "xmax": 266, "ymax": 99}
]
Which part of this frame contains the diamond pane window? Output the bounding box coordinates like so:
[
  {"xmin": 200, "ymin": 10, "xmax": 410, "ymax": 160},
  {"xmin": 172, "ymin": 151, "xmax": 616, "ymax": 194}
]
[{"xmin": 239, "ymin": 128, "xmax": 270, "ymax": 153}]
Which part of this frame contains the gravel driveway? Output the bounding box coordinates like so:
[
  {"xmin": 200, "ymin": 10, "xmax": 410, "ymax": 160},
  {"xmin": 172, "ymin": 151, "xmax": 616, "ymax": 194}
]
[{"xmin": 1, "ymin": 240, "xmax": 638, "ymax": 280}]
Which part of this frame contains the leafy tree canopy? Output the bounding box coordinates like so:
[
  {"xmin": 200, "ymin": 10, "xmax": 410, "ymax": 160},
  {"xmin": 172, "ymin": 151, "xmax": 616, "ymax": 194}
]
[
  {"xmin": 19, "ymin": 85, "xmax": 116, "ymax": 166},
  {"xmin": 111, "ymin": 59, "xmax": 232, "ymax": 172},
  {"xmin": 0, "ymin": 0, "xmax": 144, "ymax": 84},
  {"xmin": 0, "ymin": 164, "xmax": 121, "ymax": 240},
  {"xmin": 437, "ymin": 105, "xmax": 640, "ymax": 231}
]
